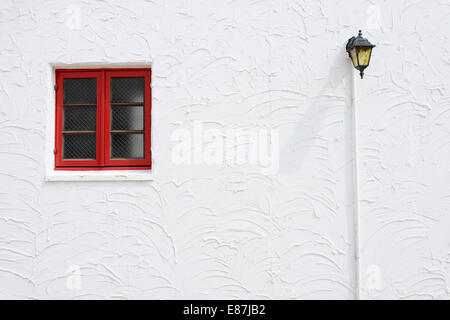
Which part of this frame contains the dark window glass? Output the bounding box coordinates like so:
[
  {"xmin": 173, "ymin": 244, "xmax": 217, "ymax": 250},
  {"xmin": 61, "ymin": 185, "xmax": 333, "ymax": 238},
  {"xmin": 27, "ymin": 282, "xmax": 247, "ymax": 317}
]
[
  {"xmin": 64, "ymin": 106, "xmax": 96, "ymax": 131},
  {"xmin": 63, "ymin": 78, "xmax": 97, "ymax": 104},
  {"xmin": 63, "ymin": 134, "xmax": 96, "ymax": 159},
  {"xmin": 111, "ymin": 133, "xmax": 144, "ymax": 159},
  {"xmin": 111, "ymin": 77, "xmax": 144, "ymax": 103},
  {"xmin": 111, "ymin": 106, "xmax": 144, "ymax": 131}
]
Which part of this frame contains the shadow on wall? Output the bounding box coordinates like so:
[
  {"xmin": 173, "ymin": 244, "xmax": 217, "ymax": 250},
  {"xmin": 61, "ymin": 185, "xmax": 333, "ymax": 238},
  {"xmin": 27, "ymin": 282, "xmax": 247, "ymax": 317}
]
[
  {"xmin": 279, "ymin": 47, "xmax": 352, "ymax": 174},
  {"xmin": 277, "ymin": 46, "xmax": 358, "ymax": 297}
]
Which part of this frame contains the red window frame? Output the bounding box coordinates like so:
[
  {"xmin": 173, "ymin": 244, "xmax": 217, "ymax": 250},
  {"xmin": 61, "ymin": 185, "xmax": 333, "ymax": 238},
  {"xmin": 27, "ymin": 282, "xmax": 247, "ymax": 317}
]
[{"xmin": 55, "ymin": 68, "xmax": 152, "ymax": 170}]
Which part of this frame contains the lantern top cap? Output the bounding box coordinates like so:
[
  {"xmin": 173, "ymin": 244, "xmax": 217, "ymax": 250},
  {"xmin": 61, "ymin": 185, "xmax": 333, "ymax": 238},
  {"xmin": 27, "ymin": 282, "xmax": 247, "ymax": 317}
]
[{"xmin": 346, "ymin": 30, "xmax": 376, "ymax": 53}]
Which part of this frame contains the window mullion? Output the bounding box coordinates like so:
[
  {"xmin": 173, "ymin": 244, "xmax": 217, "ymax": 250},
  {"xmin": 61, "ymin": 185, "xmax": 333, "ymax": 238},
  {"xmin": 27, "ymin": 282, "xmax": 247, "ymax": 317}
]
[{"xmin": 99, "ymin": 70, "xmax": 106, "ymax": 167}]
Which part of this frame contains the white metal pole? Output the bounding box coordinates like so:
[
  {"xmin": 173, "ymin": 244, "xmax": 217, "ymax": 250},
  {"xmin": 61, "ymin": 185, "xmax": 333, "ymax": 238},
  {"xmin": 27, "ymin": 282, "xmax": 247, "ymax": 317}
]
[{"xmin": 351, "ymin": 67, "xmax": 361, "ymax": 300}]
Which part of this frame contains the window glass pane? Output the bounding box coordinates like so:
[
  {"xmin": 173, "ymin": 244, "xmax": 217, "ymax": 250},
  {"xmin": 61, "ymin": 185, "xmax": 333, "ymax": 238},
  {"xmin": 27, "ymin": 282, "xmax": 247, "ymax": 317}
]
[
  {"xmin": 63, "ymin": 134, "xmax": 96, "ymax": 159},
  {"xmin": 111, "ymin": 106, "xmax": 144, "ymax": 131},
  {"xmin": 63, "ymin": 78, "xmax": 97, "ymax": 104},
  {"xmin": 111, "ymin": 133, "xmax": 144, "ymax": 159},
  {"xmin": 111, "ymin": 77, "xmax": 144, "ymax": 103},
  {"xmin": 64, "ymin": 106, "xmax": 96, "ymax": 131}
]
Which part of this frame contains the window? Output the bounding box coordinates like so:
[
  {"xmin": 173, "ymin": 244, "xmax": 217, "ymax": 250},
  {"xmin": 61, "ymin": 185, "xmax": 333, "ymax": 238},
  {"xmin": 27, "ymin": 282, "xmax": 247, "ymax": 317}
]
[{"xmin": 54, "ymin": 68, "xmax": 151, "ymax": 170}]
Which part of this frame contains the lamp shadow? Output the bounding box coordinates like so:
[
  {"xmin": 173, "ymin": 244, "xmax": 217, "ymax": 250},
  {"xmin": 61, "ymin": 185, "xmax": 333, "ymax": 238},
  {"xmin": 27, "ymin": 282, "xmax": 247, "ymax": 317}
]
[
  {"xmin": 277, "ymin": 46, "xmax": 359, "ymax": 297},
  {"xmin": 278, "ymin": 47, "xmax": 352, "ymax": 175}
]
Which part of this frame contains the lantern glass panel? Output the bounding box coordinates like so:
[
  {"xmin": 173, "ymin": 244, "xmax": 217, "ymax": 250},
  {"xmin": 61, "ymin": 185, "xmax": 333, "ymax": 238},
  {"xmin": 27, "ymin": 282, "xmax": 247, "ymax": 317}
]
[
  {"xmin": 357, "ymin": 47, "xmax": 372, "ymax": 67},
  {"xmin": 350, "ymin": 48, "xmax": 359, "ymax": 68}
]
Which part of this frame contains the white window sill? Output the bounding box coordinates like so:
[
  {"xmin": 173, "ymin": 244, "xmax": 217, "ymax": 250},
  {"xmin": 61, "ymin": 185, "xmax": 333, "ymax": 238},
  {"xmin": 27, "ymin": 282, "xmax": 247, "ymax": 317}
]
[{"xmin": 45, "ymin": 170, "xmax": 153, "ymax": 182}]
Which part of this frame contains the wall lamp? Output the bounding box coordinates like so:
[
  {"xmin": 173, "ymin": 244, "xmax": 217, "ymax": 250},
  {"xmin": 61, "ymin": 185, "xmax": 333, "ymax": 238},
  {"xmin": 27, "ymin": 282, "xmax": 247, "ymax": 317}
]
[{"xmin": 346, "ymin": 30, "xmax": 375, "ymax": 79}]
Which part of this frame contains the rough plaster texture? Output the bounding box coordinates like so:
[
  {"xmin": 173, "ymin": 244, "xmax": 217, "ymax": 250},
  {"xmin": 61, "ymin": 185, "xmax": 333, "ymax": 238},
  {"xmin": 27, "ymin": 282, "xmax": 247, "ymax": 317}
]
[{"xmin": 0, "ymin": 0, "xmax": 449, "ymax": 299}]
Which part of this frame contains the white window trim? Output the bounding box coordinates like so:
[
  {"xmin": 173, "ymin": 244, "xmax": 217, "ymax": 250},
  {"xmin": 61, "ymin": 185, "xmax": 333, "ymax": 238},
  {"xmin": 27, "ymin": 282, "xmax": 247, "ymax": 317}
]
[
  {"xmin": 45, "ymin": 170, "xmax": 153, "ymax": 182},
  {"xmin": 45, "ymin": 62, "xmax": 154, "ymax": 182}
]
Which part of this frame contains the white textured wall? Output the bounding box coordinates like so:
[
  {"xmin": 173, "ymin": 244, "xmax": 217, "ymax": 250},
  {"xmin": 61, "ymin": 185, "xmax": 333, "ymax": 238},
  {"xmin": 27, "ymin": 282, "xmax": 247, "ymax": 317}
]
[{"xmin": 0, "ymin": 0, "xmax": 449, "ymax": 299}]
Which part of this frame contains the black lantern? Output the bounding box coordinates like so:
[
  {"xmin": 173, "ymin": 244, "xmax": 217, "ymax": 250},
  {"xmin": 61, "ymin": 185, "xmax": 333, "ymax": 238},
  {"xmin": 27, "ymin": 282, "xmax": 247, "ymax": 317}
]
[{"xmin": 346, "ymin": 30, "xmax": 375, "ymax": 79}]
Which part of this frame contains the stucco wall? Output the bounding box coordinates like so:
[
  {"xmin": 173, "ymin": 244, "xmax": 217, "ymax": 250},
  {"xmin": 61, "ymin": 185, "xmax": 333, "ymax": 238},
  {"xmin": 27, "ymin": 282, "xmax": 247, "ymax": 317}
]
[{"xmin": 0, "ymin": 0, "xmax": 449, "ymax": 299}]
